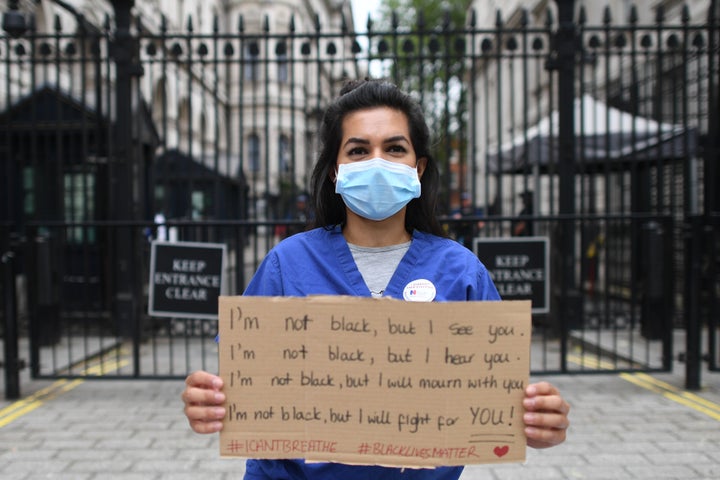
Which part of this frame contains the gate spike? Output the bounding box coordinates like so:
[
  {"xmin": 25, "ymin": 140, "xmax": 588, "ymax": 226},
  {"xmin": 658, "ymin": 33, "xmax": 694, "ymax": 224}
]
[
  {"xmin": 603, "ymin": 6, "xmax": 612, "ymax": 25},
  {"xmin": 655, "ymin": 5, "xmax": 665, "ymax": 23},
  {"xmin": 629, "ymin": 5, "xmax": 638, "ymax": 24},
  {"xmin": 681, "ymin": 4, "xmax": 690, "ymax": 24},
  {"xmin": 442, "ymin": 9, "xmax": 451, "ymax": 30},
  {"xmin": 78, "ymin": 13, "xmax": 88, "ymax": 34},
  {"xmin": 545, "ymin": 8, "xmax": 553, "ymax": 27}
]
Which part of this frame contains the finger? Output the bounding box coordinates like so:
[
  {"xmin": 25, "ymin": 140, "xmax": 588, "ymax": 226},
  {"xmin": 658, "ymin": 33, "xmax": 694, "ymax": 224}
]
[
  {"xmin": 525, "ymin": 381, "xmax": 560, "ymax": 397},
  {"xmin": 188, "ymin": 418, "xmax": 225, "ymax": 434},
  {"xmin": 523, "ymin": 394, "xmax": 570, "ymax": 415},
  {"xmin": 185, "ymin": 404, "xmax": 226, "ymax": 434},
  {"xmin": 182, "ymin": 386, "xmax": 226, "ymax": 407},
  {"xmin": 523, "ymin": 411, "xmax": 570, "ymax": 431},
  {"xmin": 525, "ymin": 425, "xmax": 567, "ymax": 449},
  {"xmin": 186, "ymin": 371, "xmax": 224, "ymax": 390},
  {"xmin": 185, "ymin": 404, "xmax": 227, "ymax": 423}
]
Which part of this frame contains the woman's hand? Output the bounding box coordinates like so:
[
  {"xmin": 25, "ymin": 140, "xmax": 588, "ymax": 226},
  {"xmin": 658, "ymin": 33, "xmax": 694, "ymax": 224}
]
[
  {"xmin": 523, "ymin": 381, "xmax": 570, "ymax": 449},
  {"xmin": 182, "ymin": 370, "xmax": 226, "ymax": 434}
]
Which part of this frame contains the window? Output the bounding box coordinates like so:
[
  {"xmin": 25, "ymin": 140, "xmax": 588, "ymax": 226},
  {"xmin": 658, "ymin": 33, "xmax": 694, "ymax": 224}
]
[
  {"xmin": 279, "ymin": 134, "xmax": 291, "ymax": 172},
  {"xmin": 276, "ymin": 41, "xmax": 288, "ymax": 83},
  {"xmin": 191, "ymin": 190, "xmax": 206, "ymax": 220},
  {"xmin": 154, "ymin": 185, "xmax": 166, "ymax": 212},
  {"xmin": 63, "ymin": 170, "xmax": 96, "ymax": 244},
  {"xmin": 22, "ymin": 167, "xmax": 35, "ymax": 215},
  {"xmin": 244, "ymin": 42, "xmax": 260, "ymax": 82},
  {"xmin": 248, "ymin": 133, "xmax": 261, "ymax": 172}
]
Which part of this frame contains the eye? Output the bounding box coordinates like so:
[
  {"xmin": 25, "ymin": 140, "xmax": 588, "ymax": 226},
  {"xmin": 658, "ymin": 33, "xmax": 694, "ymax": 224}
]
[
  {"xmin": 347, "ymin": 146, "xmax": 368, "ymax": 156},
  {"xmin": 387, "ymin": 144, "xmax": 408, "ymax": 154}
]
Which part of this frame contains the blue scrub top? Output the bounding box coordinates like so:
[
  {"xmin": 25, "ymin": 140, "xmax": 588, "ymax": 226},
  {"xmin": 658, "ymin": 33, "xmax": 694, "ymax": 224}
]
[
  {"xmin": 243, "ymin": 226, "xmax": 501, "ymax": 480},
  {"xmin": 245, "ymin": 226, "xmax": 500, "ymax": 302}
]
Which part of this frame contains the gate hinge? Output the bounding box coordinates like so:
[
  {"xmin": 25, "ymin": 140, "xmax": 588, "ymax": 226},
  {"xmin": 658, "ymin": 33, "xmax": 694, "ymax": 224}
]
[{"xmin": 0, "ymin": 358, "xmax": 27, "ymax": 372}]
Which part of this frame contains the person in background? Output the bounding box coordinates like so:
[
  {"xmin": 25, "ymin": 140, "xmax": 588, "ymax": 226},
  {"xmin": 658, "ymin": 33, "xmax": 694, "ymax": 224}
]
[
  {"xmin": 284, "ymin": 192, "xmax": 312, "ymax": 237},
  {"xmin": 451, "ymin": 192, "xmax": 485, "ymax": 248},
  {"xmin": 512, "ymin": 191, "xmax": 534, "ymax": 237},
  {"xmin": 154, "ymin": 212, "xmax": 168, "ymax": 241},
  {"xmin": 182, "ymin": 79, "xmax": 569, "ymax": 480}
]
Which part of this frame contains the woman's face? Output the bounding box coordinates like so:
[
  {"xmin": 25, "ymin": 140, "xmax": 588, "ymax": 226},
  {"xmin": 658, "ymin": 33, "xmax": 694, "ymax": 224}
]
[{"xmin": 336, "ymin": 106, "xmax": 427, "ymax": 176}]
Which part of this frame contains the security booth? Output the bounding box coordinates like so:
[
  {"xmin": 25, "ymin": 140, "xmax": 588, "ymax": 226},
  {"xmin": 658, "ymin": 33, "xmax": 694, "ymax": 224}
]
[
  {"xmin": 487, "ymin": 95, "xmax": 697, "ymax": 339},
  {"xmin": 0, "ymin": 85, "xmax": 159, "ymax": 343},
  {"xmin": 0, "ymin": 86, "xmax": 110, "ymax": 344},
  {"xmin": 152, "ymin": 148, "xmax": 249, "ymax": 231}
]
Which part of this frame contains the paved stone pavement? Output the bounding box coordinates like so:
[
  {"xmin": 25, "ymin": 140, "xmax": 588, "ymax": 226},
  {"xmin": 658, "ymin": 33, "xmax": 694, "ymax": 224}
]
[{"xmin": 1, "ymin": 359, "xmax": 719, "ymax": 480}]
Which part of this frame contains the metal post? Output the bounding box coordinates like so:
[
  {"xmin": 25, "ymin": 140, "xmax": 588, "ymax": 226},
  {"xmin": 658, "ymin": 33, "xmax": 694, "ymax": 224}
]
[
  {"xmin": 554, "ymin": 0, "xmax": 577, "ymax": 370},
  {"xmin": 707, "ymin": 0, "xmax": 719, "ymax": 215},
  {"xmin": 685, "ymin": 217, "xmax": 701, "ymax": 390},
  {"xmin": 2, "ymin": 234, "xmax": 21, "ymax": 399},
  {"xmin": 2, "ymin": 0, "xmax": 30, "ymax": 400},
  {"xmin": 110, "ymin": 0, "xmax": 138, "ymax": 340}
]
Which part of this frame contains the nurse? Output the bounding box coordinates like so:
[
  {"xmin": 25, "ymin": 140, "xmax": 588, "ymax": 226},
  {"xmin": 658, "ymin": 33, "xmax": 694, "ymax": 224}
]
[{"xmin": 182, "ymin": 79, "xmax": 570, "ymax": 479}]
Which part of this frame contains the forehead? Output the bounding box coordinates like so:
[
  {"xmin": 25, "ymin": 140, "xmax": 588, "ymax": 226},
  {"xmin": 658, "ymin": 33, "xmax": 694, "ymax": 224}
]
[{"xmin": 341, "ymin": 107, "xmax": 410, "ymax": 139}]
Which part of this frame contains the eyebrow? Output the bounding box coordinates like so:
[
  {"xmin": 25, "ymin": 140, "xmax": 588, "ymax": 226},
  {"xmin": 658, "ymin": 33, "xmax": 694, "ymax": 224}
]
[{"xmin": 343, "ymin": 135, "xmax": 410, "ymax": 148}]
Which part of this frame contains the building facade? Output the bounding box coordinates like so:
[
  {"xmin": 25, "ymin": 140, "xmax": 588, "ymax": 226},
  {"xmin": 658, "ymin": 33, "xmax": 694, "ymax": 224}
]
[
  {"xmin": 0, "ymin": 0, "xmax": 358, "ymax": 224},
  {"xmin": 467, "ymin": 0, "xmax": 714, "ymax": 220}
]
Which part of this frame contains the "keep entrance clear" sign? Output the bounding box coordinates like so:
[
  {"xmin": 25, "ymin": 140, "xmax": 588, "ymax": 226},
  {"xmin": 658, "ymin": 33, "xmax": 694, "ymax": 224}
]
[
  {"xmin": 149, "ymin": 241, "xmax": 226, "ymax": 319},
  {"xmin": 473, "ymin": 237, "xmax": 549, "ymax": 314}
]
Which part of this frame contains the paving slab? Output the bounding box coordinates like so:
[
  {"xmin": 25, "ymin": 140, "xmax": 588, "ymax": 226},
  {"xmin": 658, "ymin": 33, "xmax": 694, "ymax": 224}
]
[{"xmin": 1, "ymin": 330, "xmax": 719, "ymax": 479}]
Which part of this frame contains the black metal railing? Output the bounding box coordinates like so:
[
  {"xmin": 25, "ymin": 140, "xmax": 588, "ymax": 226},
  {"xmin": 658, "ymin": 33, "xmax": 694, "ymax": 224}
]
[{"xmin": 1, "ymin": 1, "xmax": 718, "ymax": 397}]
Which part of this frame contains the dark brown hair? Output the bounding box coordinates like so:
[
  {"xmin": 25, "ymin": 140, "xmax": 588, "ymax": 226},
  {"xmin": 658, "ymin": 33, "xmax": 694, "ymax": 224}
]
[{"xmin": 309, "ymin": 79, "xmax": 444, "ymax": 236}]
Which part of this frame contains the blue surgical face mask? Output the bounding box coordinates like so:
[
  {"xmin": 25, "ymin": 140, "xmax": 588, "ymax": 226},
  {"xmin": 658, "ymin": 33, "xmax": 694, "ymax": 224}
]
[{"xmin": 335, "ymin": 157, "xmax": 421, "ymax": 221}]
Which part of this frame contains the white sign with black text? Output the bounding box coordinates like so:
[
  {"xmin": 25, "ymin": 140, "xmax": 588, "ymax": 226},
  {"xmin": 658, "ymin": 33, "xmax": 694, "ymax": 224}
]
[
  {"xmin": 473, "ymin": 237, "xmax": 549, "ymax": 314},
  {"xmin": 149, "ymin": 241, "xmax": 226, "ymax": 319}
]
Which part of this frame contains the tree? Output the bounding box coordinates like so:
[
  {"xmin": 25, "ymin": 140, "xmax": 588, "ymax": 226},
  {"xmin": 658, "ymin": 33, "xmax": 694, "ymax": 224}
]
[{"xmin": 370, "ymin": 0, "xmax": 473, "ymax": 213}]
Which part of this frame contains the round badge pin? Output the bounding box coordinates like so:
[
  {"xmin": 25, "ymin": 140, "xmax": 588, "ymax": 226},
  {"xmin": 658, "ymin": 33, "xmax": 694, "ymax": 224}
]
[{"xmin": 403, "ymin": 279, "xmax": 436, "ymax": 302}]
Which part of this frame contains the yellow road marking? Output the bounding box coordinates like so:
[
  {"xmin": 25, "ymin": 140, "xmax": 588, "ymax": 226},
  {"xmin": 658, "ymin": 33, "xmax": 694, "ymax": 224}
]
[
  {"xmin": 0, "ymin": 378, "xmax": 74, "ymax": 428},
  {"xmin": 568, "ymin": 351, "xmax": 720, "ymax": 422},
  {"xmin": 567, "ymin": 353, "xmax": 616, "ymax": 370},
  {"xmin": 0, "ymin": 348, "xmax": 129, "ymax": 428},
  {"xmin": 0, "ymin": 400, "xmax": 44, "ymax": 427},
  {"xmin": 620, "ymin": 372, "xmax": 720, "ymax": 421}
]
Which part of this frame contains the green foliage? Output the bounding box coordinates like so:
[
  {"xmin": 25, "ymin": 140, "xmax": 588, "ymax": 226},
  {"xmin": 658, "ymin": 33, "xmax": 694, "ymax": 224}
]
[
  {"xmin": 374, "ymin": 0, "xmax": 470, "ymax": 31},
  {"xmin": 371, "ymin": 0, "xmax": 473, "ymax": 205}
]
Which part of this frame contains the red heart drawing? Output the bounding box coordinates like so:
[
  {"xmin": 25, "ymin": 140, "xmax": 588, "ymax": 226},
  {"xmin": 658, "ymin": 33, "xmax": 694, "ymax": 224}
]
[{"xmin": 493, "ymin": 445, "xmax": 509, "ymax": 457}]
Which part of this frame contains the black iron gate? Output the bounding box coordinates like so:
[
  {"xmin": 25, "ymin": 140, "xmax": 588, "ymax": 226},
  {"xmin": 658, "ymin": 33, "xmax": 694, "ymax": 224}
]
[{"xmin": 1, "ymin": 0, "xmax": 718, "ymax": 398}]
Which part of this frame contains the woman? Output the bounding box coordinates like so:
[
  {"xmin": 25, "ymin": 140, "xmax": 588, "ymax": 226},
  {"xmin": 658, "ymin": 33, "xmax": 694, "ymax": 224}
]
[{"xmin": 182, "ymin": 79, "xmax": 569, "ymax": 479}]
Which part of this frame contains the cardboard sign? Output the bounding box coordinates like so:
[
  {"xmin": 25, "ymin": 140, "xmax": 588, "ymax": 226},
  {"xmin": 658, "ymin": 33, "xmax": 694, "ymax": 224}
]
[
  {"xmin": 218, "ymin": 296, "xmax": 531, "ymax": 467},
  {"xmin": 474, "ymin": 237, "xmax": 550, "ymax": 314},
  {"xmin": 149, "ymin": 241, "xmax": 226, "ymax": 319}
]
